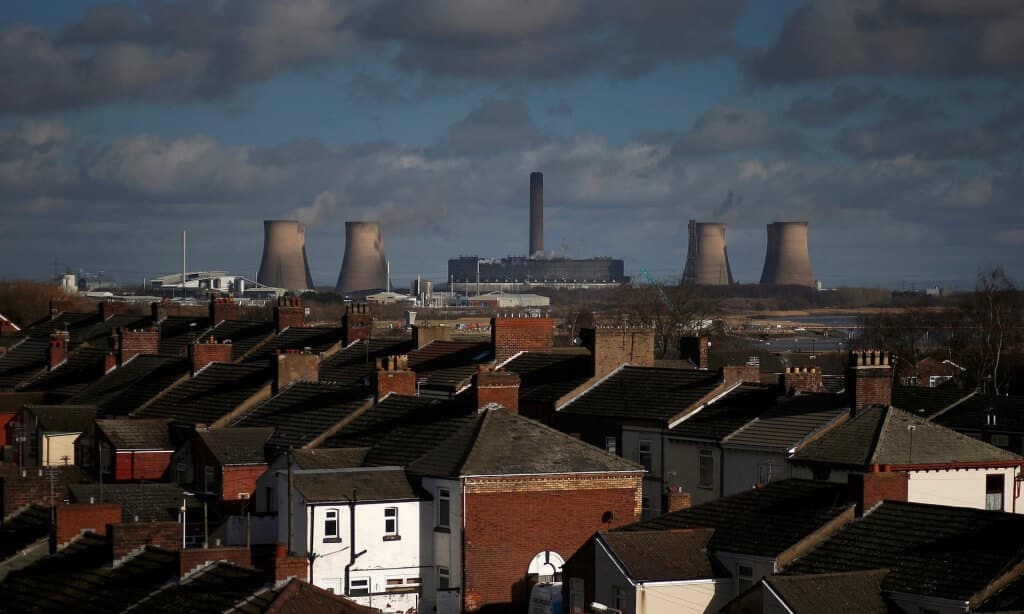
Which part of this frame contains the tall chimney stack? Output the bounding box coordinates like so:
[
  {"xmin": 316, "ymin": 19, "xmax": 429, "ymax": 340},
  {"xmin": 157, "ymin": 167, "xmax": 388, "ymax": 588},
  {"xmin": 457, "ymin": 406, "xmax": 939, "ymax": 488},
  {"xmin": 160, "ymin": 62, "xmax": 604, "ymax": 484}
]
[{"xmin": 529, "ymin": 172, "xmax": 543, "ymax": 257}]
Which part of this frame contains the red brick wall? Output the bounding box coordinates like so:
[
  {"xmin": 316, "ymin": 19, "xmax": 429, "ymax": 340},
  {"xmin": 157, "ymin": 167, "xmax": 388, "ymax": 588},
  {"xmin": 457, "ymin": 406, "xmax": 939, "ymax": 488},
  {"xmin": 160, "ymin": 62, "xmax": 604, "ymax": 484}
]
[
  {"xmin": 221, "ymin": 465, "xmax": 268, "ymax": 501},
  {"xmin": 491, "ymin": 317, "xmax": 554, "ymax": 363},
  {"xmin": 858, "ymin": 470, "xmax": 908, "ymax": 513},
  {"xmin": 119, "ymin": 328, "xmax": 160, "ymax": 363},
  {"xmin": 274, "ymin": 297, "xmax": 305, "ymax": 332},
  {"xmin": 679, "ymin": 336, "xmax": 709, "ymax": 370},
  {"xmin": 274, "ymin": 351, "xmax": 320, "ymax": 393},
  {"xmin": 374, "ymin": 356, "xmax": 416, "ymax": 399},
  {"xmin": 179, "ymin": 546, "xmax": 252, "ymax": 577},
  {"xmin": 191, "ymin": 340, "xmax": 233, "ymax": 371},
  {"xmin": 582, "ymin": 327, "xmax": 655, "ymax": 378},
  {"xmin": 0, "ymin": 465, "xmax": 88, "ymax": 515},
  {"xmin": 343, "ymin": 304, "xmax": 372, "ymax": 344},
  {"xmin": 99, "ymin": 301, "xmax": 129, "ymax": 320},
  {"xmin": 847, "ymin": 350, "xmax": 893, "ymax": 410},
  {"xmin": 462, "ymin": 474, "xmax": 641, "ymax": 611},
  {"xmin": 723, "ymin": 364, "xmax": 760, "ymax": 387},
  {"xmin": 0, "ymin": 412, "xmax": 15, "ymax": 445},
  {"xmin": 114, "ymin": 450, "xmax": 172, "ymax": 482},
  {"xmin": 48, "ymin": 332, "xmax": 69, "ymax": 369},
  {"xmin": 110, "ymin": 521, "xmax": 181, "ymax": 559},
  {"xmin": 209, "ymin": 298, "xmax": 240, "ymax": 326},
  {"xmin": 474, "ymin": 370, "xmax": 520, "ymax": 412},
  {"xmin": 782, "ymin": 366, "xmax": 825, "ymax": 394},
  {"xmin": 55, "ymin": 502, "xmax": 121, "ymax": 544}
]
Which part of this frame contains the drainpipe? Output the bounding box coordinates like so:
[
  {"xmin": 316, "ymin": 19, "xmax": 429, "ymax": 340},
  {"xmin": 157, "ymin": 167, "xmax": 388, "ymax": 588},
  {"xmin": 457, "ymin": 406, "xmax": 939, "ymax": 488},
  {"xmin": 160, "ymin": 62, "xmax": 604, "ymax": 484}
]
[{"xmin": 343, "ymin": 489, "xmax": 366, "ymax": 595}]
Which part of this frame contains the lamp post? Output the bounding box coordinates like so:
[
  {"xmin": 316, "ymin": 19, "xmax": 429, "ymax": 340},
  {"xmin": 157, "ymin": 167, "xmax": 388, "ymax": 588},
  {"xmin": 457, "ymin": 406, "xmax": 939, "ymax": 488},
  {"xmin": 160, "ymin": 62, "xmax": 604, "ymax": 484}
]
[{"xmin": 591, "ymin": 602, "xmax": 622, "ymax": 614}]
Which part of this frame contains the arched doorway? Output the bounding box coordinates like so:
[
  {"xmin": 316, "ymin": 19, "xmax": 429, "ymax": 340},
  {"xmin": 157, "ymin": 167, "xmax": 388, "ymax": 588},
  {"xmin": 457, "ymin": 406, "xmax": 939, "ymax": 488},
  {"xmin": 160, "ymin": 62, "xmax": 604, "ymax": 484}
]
[{"xmin": 527, "ymin": 550, "xmax": 565, "ymax": 584}]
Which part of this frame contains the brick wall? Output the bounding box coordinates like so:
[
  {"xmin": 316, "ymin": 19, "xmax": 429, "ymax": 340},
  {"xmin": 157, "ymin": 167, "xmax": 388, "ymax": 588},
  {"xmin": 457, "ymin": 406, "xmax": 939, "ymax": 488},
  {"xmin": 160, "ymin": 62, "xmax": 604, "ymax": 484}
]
[
  {"xmin": 274, "ymin": 351, "xmax": 320, "ymax": 393},
  {"xmin": 209, "ymin": 297, "xmax": 240, "ymax": 326},
  {"xmin": 679, "ymin": 336, "xmax": 709, "ymax": 370},
  {"xmin": 581, "ymin": 327, "xmax": 655, "ymax": 378},
  {"xmin": 853, "ymin": 469, "xmax": 908, "ymax": 513},
  {"xmin": 114, "ymin": 450, "xmax": 172, "ymax": 482},
  {"xmin": 191, "ymin": 339, "xmax": 233, "ymax": 372},
  {"xmin": 782, "ymin": 366, "xmax": 825, "ymax": 394},
  {"xmin": 221, "ymin": 465, "xmax": 268, "ymax": 501},
  {"xmin": 274, "ymin": 297, "xmax": 305, "ymax": 332},
  {"xmin": 374, "ymin": 355, "xmax": 416, "ymax": 399},
  {"xmin": 413, "ymin": 324, "xmax": 451, "ymax": 349},
  {"xmin": 49, "ymin": 297, "xmax": 75, "ymax": 319},
  {"xmin": 847, "ymin": 350, "xmax": 893, "ymax": 411},
  {"xmin": 343, "ymin": 304, "xmax": 372, "ymax": 344},
  {"xmin": 118, "ymin": 328, "xmax": 160, "ymax": 363},
  {"xmin": 55, "ymin": 502, "xmax": 121, "ymax": 544},
  {"xmin": 474, "ymin": 369, "xmax": 520, "ymax": 412},
  {"xmin": 723, "ymin": 364, "xmax": 760, "ymax": 387},
  {"xmin": 0, "ymin": 465, "xmax": 89, "ymax": 515},
  {"xmin": 48, "ymin": 331, "xmax": 69, "ymax": 369},
  {"xmin": 462, "ymin": 473, "xmax": 641, "ymax": 611},
  {"xmin": 109, "ymin": 521, "xmax": 181, "ymax": 560},
  {"xmin": 491, "ymin": 317, "xmax": 554, "ymax": 363},
  {"xmin": 179, "ymin": 546, "xmax": 253, "ymax": 577},
  {"xmin": 254, "ymin": 546, "xmax": 309, "ymax": 582},
  {"xmin": 99, "ymin": 301, "xmax": 129, "ymax": 321}
]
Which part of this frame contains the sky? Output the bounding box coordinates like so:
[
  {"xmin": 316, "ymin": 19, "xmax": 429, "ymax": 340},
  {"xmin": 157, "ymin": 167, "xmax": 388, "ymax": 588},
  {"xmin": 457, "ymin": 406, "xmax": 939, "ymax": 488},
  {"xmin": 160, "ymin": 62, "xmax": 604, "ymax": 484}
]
[{"xmin": 0, "ymin": 0, "xmax": 1022, "ymax": 290}]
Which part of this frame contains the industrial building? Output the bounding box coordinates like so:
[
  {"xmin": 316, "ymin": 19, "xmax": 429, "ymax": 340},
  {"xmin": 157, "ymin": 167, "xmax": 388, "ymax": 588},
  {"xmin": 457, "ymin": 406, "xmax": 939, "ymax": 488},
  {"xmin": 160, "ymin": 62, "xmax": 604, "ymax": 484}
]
[
  {"xmin": 150, "ymin": 271, "xmax": 286, "ymax": 298},
  {"xmin": 256, "ymin": 220, "xmax": 315, "ymax": 292},
  {"xmin": 447, "ymin": 172, "xmax": 626, "ymax": 291},
  {"xmin": 335, "ymin": 221, "xmax": 389, "ymax": 294},
  {"xmin": 682, "ymin": 220, "xmax": 734, "ymax": 285},
  {"xmin": 760, "ymin": 221, "xmax": 815, "ymax": 287}
]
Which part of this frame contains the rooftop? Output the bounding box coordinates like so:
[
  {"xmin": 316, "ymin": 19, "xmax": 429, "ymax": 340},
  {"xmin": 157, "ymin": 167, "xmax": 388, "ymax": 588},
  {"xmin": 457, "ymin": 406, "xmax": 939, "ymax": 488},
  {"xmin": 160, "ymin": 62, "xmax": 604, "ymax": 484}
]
[
  {"xmin": 892, "ymin": 385, "xmax": 976, "ymax": 419},
  {"xmin": 244, "ymin": 327, "xmax": 348, "ymax": 364},
  {"xmin": 934, "ymin": 393, "xmax": 1024, "ymax": 434},
  {"xmin": 24, "ymin": 404, "xmax": 97, "ymax": 434},
  {"xmin": 501, "ymin": 351, "xmax": 593, "ymax": 407},
  {"xmin": 66, "ymin": 355, "xmax": 191, "ymax": 416},
  {"xmin": 723, "ymin": 392, "xmax": 848, "ymax": 452},
  {"xmin": 232, "ymin": 382, "xmax": 370, "ymax": 452},
  {"xmin": 670, "ymin": 384, "xmax": 779, "ymax": 441},
  {"xmin": 69, "ymin": 483, "xmax": 199, "ymax": 522},
  {"xmin": 20, "ymin": 347, "xmax": 110, "ymax": 396},
  {"xmin": 317, "ymin": 337, "xmax": 414, "ymax": 385},
  {"xmin": 135, "ymin": 362, "xmax": 271, "ymax": 425},
  {"xmin": 761, "ymin": 569, "xmax": 892, "ymax": 614},
  {"xmin": 291, "ymin": 447, "xmax": 371, "ymax": 470},
  {"xmin": 95, "ymin": 418, "xmax": 172, "ymax": 450},
  {"xmin": 557, "ymin": 366, "xmax": 723, "ymax": 424},
  {"xmin": 200, "ymin": 320, "xmax": 276, "ymax": 362},
  {"xmin": 293, "ymin": 467, "xmax": 424, "ymax": 503},
  {"xmin": 198, "ymin": 427, "xmax": 274, "ymax": 466},
  {"xmin": 599, "ymin": 528, "xmax": 727, "ymax": 583}
]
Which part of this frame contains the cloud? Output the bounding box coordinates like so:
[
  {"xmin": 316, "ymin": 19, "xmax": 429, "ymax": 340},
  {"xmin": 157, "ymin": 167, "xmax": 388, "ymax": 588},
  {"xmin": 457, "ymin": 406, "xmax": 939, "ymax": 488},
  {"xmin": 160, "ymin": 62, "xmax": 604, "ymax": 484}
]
[
  {"xmin": 672, "ymin": 107, "xmax": 806, "ymax": 157},
  {"xmin": 436, "ymin": 97, "xmax": 542, "ymax": 155},
  {"xmin": 545, "ymin": 99, "xmax": 573, "ymax": 116},
  {"xmin": 785, "ymin": 85, "xmax": 885, "ymax": 124},
  {"xmin": 835, "ymin": 119, "xmax": 1022, "ymax": 160},
  {"xmin": 747, "ymin": 0, "xmax": 1024, "ymax": 83}
]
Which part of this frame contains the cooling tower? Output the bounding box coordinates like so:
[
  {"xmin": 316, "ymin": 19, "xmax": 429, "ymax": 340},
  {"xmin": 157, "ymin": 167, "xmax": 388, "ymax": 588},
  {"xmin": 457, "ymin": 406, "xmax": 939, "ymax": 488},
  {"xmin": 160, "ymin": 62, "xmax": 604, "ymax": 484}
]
[
  {"xmin": 335, "ymin": 221, "xmax": 388, "ymax": 294},
  {"xmin": 682, "ymin": 220, "xmax": 734, "ymax": 285},
  {"xmin": 530, "ymin": 171, "xmax": 543, "ymax": 257},
  {"xmin": 759, "ymin": 221, "xmax": 814, "ymax": 287},
  {"xmin": 257, "ymin": 220, "xmax": 315, "ymax": 291}
]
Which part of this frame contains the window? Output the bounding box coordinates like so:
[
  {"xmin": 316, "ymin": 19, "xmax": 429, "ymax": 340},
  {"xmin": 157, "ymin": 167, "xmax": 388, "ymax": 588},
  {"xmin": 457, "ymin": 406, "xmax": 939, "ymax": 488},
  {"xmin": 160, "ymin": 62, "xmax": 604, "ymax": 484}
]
[
  {"xmin": 349, "ymin": 578, "xmax": 370, "ymax": 596},
  {"xmin": 384, "ymin": 507, "xmax": 398, "ymax": 537},
  {"xmin": 987, "ymin": 412, "xmax": 998, "ymax": 426},
  {"xmin": 638, "ymin": 440, "xmax": 653, "ymax": 472},
  {"xmin": 757, "ymin": 463, "xmax": 778, "ymax": 485},
  {"xmin": 991, "ymin": 433, "xmax": 1010, "ymax": 448},
  {"xmin": 385, "ymin": 577, "xmax": 421, "ymax": 594},
  {"xmin": 737, "ymin": 565, "xmax": 754, "ymax": 592},
  {"xmin": 438, "ymin": 488, "xmax": 451, "ymax": 529},
  {"xmin": 698, "ymin": 449, "xmax": 714, "ymax": 488},
  {"xmin": 612, "ymin": 586, "xmax": 625, "ymax": 611},
  {"xmin": 324, "ymin": 508, "xmax": 339, "ymax": 540},
  {"xmin": 987, "ymin": 475, "xmax": 1005, "ymax": 511},
  {"xmin": 438, "ymin": 566, "xmax": 450, "ymax": 589},
  {"xmin": 605, "ymin": 435, "xmax": 617, "ymax": 456}
]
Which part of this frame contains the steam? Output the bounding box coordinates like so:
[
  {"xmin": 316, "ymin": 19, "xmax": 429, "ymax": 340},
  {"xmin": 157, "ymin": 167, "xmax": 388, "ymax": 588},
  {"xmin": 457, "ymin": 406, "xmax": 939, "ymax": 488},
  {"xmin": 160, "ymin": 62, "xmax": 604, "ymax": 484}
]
[
  {"xmin": 711, "ymin": 190, "xmax": 743, "ymax": 223},
  {"xmin": 292, "ymin": 190, "xmax": 344, "ymax": 227}
]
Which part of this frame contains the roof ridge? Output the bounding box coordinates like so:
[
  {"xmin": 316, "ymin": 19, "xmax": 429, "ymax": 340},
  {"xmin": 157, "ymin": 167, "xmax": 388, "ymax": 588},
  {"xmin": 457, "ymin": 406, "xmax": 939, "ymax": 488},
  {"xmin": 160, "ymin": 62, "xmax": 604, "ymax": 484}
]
[{"xmin": 866, "ymin": 406, "xmax": 891, "ymax": 465}]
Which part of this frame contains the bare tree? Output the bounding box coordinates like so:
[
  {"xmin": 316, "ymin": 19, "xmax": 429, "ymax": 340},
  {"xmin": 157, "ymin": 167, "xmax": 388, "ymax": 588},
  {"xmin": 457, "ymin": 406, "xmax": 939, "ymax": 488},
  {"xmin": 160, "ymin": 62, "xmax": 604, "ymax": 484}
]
[
  {"xmin": 958, "ymin": 267, "xmax": 1021, "ymax": 395},
  {"xmin": 614, "ymin": 282, "xmax": 717, "ymax": 359}
]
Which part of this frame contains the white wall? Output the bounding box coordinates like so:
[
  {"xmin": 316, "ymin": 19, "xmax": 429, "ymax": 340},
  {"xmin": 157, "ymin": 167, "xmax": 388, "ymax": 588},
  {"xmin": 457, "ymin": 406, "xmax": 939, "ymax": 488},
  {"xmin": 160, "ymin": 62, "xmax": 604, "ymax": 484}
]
[
  {"xmin": 721, "ymin": 449, "xmax": 791, "ymax": 497},
  {"xmin": 636, "ymin": 581, "xmax": 731, "ymax": 614},
  {"xmin": 907, "ymin": 467, "xmax": 1020, "ymax": 513},
  {"xmin": 420, "ymin": 476, "xmax": 462, "ymax": 614},
  {"xmin": 664, "ymin": 439, "xmax": 721, "ymax": 507},
  {"xmin": 41, "ymin": 433, "xmax": 78, "ymax": 467},
  {"xmin": 712, "ymin": 553, "xmax": 775, "ymax": 600},
  {"xmin": 622, "ymin": 427, "xmax": 663, "ymax": 517}
]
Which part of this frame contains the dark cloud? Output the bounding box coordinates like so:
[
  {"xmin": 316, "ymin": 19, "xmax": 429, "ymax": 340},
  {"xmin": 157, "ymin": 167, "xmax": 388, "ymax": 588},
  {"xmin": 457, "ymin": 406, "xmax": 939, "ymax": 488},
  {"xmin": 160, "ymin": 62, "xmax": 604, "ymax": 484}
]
[
  {"xmin": 436, "ymin": 97, "xmax": 542, "ymax": 155},
  {"xmin": 747, "ymin": 0, "xmax": 1024, "ymax": 83},
  {"xmin": 345, "ymin": 72, "xmax": 412, "ymax": 104},
  {"xmin": 545, "ymin": 98, "xmax": 573, "ymax": 116},
  {"xmin": 836, "ymin": 118, "xmax": 1022, "ymax": 160},
  {"xmin": 672, "ymin": 107, "xmax": 806, "ymax": 157},
  {"xmin": 785, "ymin": 85, "xmax": 885, "ymax": 124}
]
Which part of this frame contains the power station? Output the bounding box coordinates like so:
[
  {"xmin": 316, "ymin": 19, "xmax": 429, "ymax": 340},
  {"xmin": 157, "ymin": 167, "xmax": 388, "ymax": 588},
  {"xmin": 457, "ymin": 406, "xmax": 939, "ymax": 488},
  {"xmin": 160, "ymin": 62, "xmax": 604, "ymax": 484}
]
[
  {"xmin": 447, "ymin": 172, "xmax": 627, "ymax": 291},
  {"xmin": 760, "ymin": 221, "xmax": 814, "ymax": 287},
  {"xmin": 335, "ymin": 221, "xmax": 389, "ymax": 294},
  {"xmin": 257, "ymin": 220, "xmax": 315, "ymax": 292},
  {"xmin": 682, "ymin": 220, "xmax": 734, "ymax": 285}
]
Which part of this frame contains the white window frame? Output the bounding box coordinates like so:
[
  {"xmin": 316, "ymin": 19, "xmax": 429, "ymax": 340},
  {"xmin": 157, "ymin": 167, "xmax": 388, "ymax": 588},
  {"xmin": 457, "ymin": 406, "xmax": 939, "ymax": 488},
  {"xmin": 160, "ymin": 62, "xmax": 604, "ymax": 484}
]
[
  {"xmin": 638, "ymin": 439, "xmax": 653, "ymax": 472},
  {"xmin": 384, "ymin": 506, "xmax": 398, "ymax": 537},
  {"xmin": 605, "ymin": 435, "xmax": 617, "ymax": 456},
  {"xmin": 698, "ymin": 449, "xmax": 714, "ymax": 488},
  {"xmin": 324, "ymin": 508, "xmax": 340, "ymax": 540},
  {"xmin": 986, "ymin": 474, "xmax": 1005, "ymax": 511},
  {"xmin": 349, "ymin": 577, "xmax": 370, "ymax": 596},
  {"xmin": 438, "ymin": 566, "xmax": 450, "ymax": 589},
  {"xmin": 438, "ymin": 488, "xmax": 451, "ymax": 529}
]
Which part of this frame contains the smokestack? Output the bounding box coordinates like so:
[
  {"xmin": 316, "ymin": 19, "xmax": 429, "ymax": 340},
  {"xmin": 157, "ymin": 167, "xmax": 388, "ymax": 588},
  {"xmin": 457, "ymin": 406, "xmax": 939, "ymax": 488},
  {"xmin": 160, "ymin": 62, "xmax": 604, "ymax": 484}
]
[
  {"xmin": 529, "ymin": 172, "xmax": 543, "ymax": 257},
  {"xmin": 335, "ymin": 221, "xmax": 388, "ymax": 294},
  {"xmin": 682, "ymin": 220, "xmax": 733, "ymax": 285},
  {"xmin": 759, "ymin": 221, "xmax": 814, "ymax": 287},
  {"xmin": 257, "ymin": 220, "xmax": 315, "ymax": 292}
]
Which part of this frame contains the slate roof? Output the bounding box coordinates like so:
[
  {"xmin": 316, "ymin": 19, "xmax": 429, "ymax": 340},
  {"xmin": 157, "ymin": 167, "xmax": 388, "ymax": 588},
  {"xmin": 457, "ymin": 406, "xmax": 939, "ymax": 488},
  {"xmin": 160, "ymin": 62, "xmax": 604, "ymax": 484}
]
[
  {"xmin": 66, "ymin": 355, "xmax": 191, "ymax": 416},
  {"xmin": 69, "ymin": 483, "xmax": 199, "ymax": 522},
  {"xmin": 245, "ymin": 327, "xmax": 348, "ymax": 363},
  {"xmin": 157, "ymin": 316, "xmax": 211, "ymax": 357},
  {"xmin": 786, "ymin": 500, "xmax": 1024, "ymax": 603},
  {"xmin": 0, "ymin": 338, "xmax": 48, "ymax": 390},
  {"xmin": 599, "ymin": 528, "xmax": 726, "ymax": 582},
  {"xmin": 763, "ymin": 570, "xmax": 892, "ymax": 614},
  {"xmin": 317, "ymin": 338, "xmax": 414, "ymax": 385},
  {"xmin": 723, "ymin": 392, "xmax": 848, "ymax": 452},
  {"xmin": 321, "ymin": 394, "xmax": 443, "ymax": 450},
  {"xmin": 792, "ymin": 405, "xmax": 1021, "ymax": 468},
  {"xmin": 201, "ymin": 320, "xmax": 276, "ymax": 362},
  {"xmin": 291, "ymin": 447, "xmax": 370, "ymax": 470},
  {"xmin": 137, "ymin": 561, "xmax": 268, "ymax": 614},
  {"xmin": 136, "ymin": 362, "xmax": 271, "ymax": 425},
  {"xmin": 934, "ymin": 394, "xmax": 1024, "ymax": 434},
  {"xmin": 502, "ymin": 351, "xmax": 593, "ymax": 407},
  {"xmin": 407, "ymin": 340, "xmax": 491, "ymax": 389},
  {"xmin": 20, "ymin": 347, "xmax": 109, "ymax": 395},
  {"xmin": 96, "ymin": 418, "xmax": 172, "ymax": 450},
  {"xmin": 557, "ymin": 366, "xmax": 723, "ymax": 424},
  {"xmin": 232, "ymin": 382, "xmax": 370, "ymax": 452},
  {"xmin": 892, "ymin": 385, "xmax": 975, "ymax": 419},
  {"xmin": 977, "ymin": 571, "xmax": 1024, "ymax": 612},
  {"xmin": 24, "ymin": 404, "xmax": 97, "ymax": 434},
  {"xmin": 622, "ymin": 479, "xmax": 854, "ymax": 558},
  {"xmin": 293, "ymin": 467, "xmax": 424, "ymax": 503},
  {"xmin": 198, "ymin": 427, "xmax": 274, "ymax": 466},
  {"xmin": 0, "ymin": 505, "xmax": 50, "ymax": 562},
  {"xmin": 228, "ymin": 578, "xmax": 378, "ymax": 614},
  {"xmin": 72, "ymin": 314, "xmax": 153, "ymax": 349},
  {"xmin": 23, "ymin": 312, "xmax": 101, "ymax": 341},
  {"xmin": 670, "ymin": 384, "xmax": 779, "ymax": 441}
]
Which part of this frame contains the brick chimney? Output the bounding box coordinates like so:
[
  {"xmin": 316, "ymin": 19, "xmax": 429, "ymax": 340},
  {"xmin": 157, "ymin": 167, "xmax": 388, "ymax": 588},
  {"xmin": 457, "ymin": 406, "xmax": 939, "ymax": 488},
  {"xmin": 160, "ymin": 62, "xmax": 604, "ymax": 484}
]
[
  {"xmin": 413, "ymin": 324, "xmax": 451, "ymax": 349},
  {"xmin": 99, "ymin": 301, "xmax": 127, "ymax": 321},
  {"xmin": 374, "ymin": 355, "xmax": 415, "ymax": 400},
  {"xmin": 191, "ymin": 337, "xmax": 233, "ymax": 373},
  {"xmin": 846, "ymin": 350, "xmax": 894, "ymax": 412},
  {"xmin": 208, "ymin": 296, "xmax": 239, "ymax": 327},
  {"xmin": 179, "ymin": 546, "xmax": 253, "ymax": 577},
  {"xmin": 343, "ymin": 303, "xmax": 372, "ymax": 345},
  {"xmin": 581, "ymin": 326, "xmax": 655, "ymax": 378},
  {"xmin": 273, "ymin": 297, "xmax": 305, "ymax": 333},
  {"xmin": 663, "ymin": 484, "xmax": 692, "ymax": 513},
  {"xmin": 679, "ymin": 336, "xmax": 710, "ymax": 370},
  {"xmin": 781, "ymin": 366, "xmax": 825, "ymax": 395},
  {"xmin": 117, "ymin": 328, "xmax": 160, "ymax": 364},
  {"xmin": 473, "ymin": 366, "xmax": 520, "ymax": 413},
  {"xmin": 848, "ymin": 466, "xmax": 907, "ymax": 515},
  {"xmin": 109, "ymin": 521, "xmax": 181, "ymax": 560},
  {"xmin": 104, "ymin": 352, "xmax": 118, "ymax": 374},
  {"xmin": 723, "ymin": 364, "xmax": 760, "ymax": 387},
  {"xmin": 274, "ymin": 350, "xmax": 320, "ymax": 393},
  {"xmin": 54, "ymin": 502, "xmax": 122, "ymax": 549},
  {"xmin": 151, "ymin": 301, "xmax": 168, "ymax": 323},
  {"xmin": 491, "ymin": 315, "xmax": 554, "ymax": 364},
  {"xmin": 259, "ymin": 543, "xmax": 308, "ymax": 583},
  {"xmin": 47, "ymin": 330, "xmax": 69, "ymax": 370},
  {"xmin": 49, "ymin": 296, "xmax": 74, "ymax": 320}
]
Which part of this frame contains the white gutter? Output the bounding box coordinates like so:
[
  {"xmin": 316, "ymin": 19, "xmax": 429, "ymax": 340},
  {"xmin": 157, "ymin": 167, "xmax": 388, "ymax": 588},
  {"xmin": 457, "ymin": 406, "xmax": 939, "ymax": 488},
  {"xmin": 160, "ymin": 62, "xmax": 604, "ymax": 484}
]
[{"xmin": 668, "ymin": 381, "xmax": 742, "ymax": 430}]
